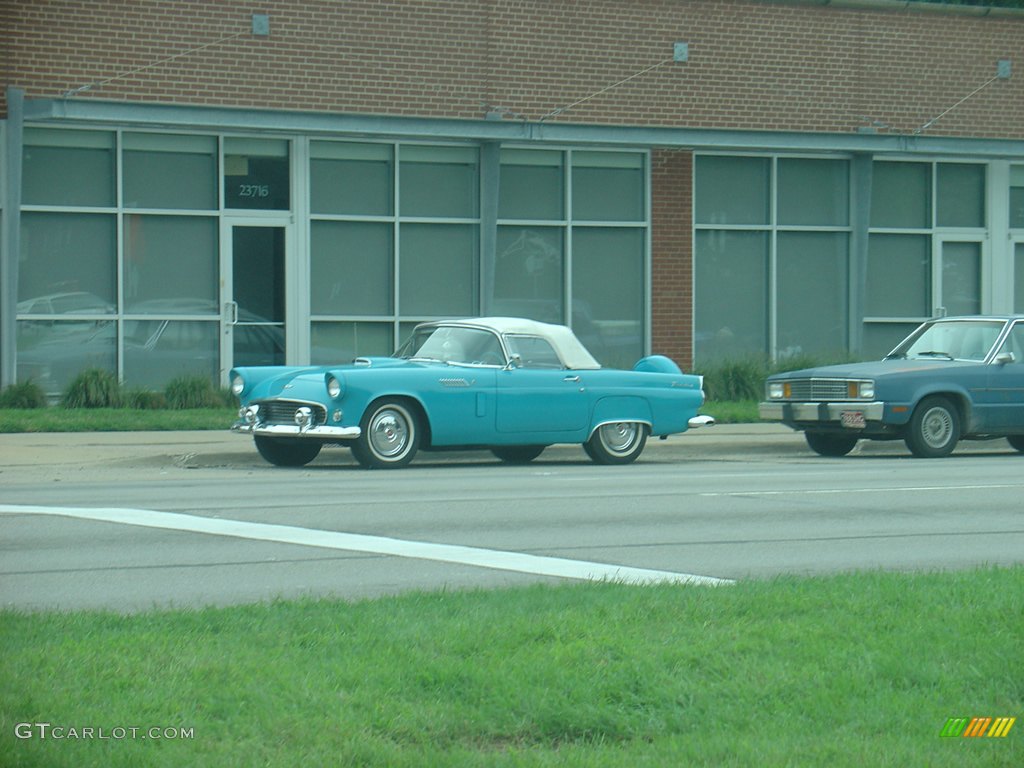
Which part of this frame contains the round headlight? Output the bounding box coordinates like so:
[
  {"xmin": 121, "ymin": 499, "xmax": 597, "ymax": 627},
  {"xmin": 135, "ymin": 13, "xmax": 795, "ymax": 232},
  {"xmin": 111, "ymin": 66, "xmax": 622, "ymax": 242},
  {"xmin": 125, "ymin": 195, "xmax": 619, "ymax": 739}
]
[
  {"xmin": 326, "ymin": 375, "xmax": 342, "ymax": 399},
  {"xmin": 231, "ymin": 373, "xmax": 245, "ymax": 397}
]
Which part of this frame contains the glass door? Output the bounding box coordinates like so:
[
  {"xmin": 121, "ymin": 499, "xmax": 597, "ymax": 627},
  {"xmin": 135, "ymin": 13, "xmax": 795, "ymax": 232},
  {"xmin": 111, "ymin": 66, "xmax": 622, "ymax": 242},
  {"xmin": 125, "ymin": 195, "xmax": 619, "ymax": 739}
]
[
  {"xmin": 1015, "ymin": 240, "xmax": 1024, "ymax": 313},
  {"xmin": 934, "ymin": 237, "xmax": 984, "ymax": 317},
  {"xmin": 221, "ymin": 221, "xmax": 289, "ymax": 377}
]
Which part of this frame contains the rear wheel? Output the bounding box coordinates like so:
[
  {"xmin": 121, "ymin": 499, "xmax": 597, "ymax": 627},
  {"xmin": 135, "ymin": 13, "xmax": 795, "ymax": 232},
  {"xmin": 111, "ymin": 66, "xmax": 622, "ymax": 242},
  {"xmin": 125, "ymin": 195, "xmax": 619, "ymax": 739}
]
[
  {"xmin": 584, "ymin": 422, "xmax": 648, "ymax": 465},
  {"xmin": 804, "ymin": 432, "xmax": 858, "ymax": 457},
  {"xmin": 254, "ymin": 435, "xmax": 322, "ymax": 467},
  {"xmin": 491, "ymin": 445, "xmax": 546, "ymax": 464},
  {"xmin": 351, "ymin": 399, "xmax": 420, "ymax": 469},
  {"xmin": 905, "ymin": 396, "xmax": 960, "ymax": 458},
  {"xmin": 1006, "ymin": 435, "xmax": 1024, "ymax": 453}
]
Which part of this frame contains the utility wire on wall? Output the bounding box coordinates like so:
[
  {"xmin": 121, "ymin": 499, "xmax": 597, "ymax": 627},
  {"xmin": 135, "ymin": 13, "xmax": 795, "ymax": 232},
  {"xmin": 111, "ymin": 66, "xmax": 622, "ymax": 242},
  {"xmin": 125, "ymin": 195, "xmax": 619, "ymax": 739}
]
[
  {"xmin": 538, "ymin": 57, "xmax": 675, "ymax": 122},
  {"xmin": 62, "ymin": 30, "xmax": 247, "ymax": 98},
  {"xmin": 914, "ymin": 73, "xmax": 1003, "ymax": 134}
]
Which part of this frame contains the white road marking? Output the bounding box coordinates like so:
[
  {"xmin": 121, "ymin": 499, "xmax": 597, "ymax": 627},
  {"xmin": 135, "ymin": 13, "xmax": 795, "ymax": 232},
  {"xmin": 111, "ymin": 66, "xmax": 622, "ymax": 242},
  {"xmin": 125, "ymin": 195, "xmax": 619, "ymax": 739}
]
[
  {"xmin": 700, "ymin": 483, "xmax": 1024, "ymax": 497},
  {"xmin": 0, "ymin": 504, "xmax": 731, "ymax": 587}
]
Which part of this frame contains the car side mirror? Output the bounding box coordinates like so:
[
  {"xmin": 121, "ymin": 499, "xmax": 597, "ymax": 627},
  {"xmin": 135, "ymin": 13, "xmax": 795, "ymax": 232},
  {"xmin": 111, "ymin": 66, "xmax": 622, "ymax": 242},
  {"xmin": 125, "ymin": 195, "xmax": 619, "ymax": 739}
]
[
  {"xmin": 506, "ymin": 354, "xmax": 522, "ymax": 370},
  {"xmin": 994, "ymin": 351, "xmax": 1016, "ymax": 365}
]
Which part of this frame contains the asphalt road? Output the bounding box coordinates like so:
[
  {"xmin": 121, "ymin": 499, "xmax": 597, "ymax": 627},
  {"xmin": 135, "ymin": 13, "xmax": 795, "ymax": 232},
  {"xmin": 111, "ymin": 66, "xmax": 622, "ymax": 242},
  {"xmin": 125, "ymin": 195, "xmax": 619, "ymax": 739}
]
[{"xmin": 2, "ymin": 426, "xmax": 1022, "ymax": 612}]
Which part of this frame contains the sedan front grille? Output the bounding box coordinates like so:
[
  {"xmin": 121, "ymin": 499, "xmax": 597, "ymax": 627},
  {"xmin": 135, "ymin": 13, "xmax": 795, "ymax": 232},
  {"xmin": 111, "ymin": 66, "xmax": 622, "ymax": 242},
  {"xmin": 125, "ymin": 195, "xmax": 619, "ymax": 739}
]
[
  {"xmin": 784, "ymin": 379, "xmax": 855, "ymax": 401},
  {"xmin": 256, "ymin": 400, "xmax": 327, "ymax": 426}
]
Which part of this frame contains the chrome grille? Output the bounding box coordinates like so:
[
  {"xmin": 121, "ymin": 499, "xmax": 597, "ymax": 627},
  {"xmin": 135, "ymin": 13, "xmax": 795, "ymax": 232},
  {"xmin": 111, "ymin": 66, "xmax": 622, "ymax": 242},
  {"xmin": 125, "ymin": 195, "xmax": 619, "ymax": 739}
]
[
  {"xmin": 785, "ymin": 379, "xmax": 853, "ymax": 401},
  {"xmin": 256, "ymin": 400, "xmax": 327, "ymax": 426}
]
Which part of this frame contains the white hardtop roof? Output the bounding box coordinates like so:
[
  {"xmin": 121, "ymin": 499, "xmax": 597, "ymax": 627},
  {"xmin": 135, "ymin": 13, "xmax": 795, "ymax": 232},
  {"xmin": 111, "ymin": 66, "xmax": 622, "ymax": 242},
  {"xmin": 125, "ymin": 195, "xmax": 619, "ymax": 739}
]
[{"xmin": 422, "ymin": 317, "xmax": 602, "ymax": 370}]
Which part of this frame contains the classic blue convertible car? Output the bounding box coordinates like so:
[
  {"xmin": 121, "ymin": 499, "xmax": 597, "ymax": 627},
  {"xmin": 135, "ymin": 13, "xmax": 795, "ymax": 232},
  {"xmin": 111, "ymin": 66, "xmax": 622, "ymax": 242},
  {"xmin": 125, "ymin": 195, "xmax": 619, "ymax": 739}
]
[
  {"xmin": 760, "ymin": 315, "xmax": 1024, "ymax": 458},
  {"xmin": 232, "ymin": 317, "xmax": 713, "ymax": 468}
]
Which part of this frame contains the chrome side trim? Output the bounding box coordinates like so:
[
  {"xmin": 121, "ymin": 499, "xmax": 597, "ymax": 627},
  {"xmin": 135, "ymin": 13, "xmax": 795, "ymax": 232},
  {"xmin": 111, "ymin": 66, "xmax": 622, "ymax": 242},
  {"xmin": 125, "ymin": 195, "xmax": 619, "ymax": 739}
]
[{"xmin": 232, "ymin": 423, "xmax": 361, "ymax": 439}]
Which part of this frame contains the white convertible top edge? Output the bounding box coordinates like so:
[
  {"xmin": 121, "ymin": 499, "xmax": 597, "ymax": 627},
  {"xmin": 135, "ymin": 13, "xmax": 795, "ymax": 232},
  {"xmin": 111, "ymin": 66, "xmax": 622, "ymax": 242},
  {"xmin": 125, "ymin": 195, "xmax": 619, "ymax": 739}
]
[{"xmin": 425, "ymin": 317, "xmax": 603, "ymax": 370}]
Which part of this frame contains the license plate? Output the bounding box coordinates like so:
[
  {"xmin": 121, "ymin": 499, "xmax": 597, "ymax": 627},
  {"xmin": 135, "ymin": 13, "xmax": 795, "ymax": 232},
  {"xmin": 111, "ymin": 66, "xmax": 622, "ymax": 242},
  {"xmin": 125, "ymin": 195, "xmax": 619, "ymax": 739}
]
[{"xmin": 840, "ymin": 411, "xmax": 866, "ymax": 429}]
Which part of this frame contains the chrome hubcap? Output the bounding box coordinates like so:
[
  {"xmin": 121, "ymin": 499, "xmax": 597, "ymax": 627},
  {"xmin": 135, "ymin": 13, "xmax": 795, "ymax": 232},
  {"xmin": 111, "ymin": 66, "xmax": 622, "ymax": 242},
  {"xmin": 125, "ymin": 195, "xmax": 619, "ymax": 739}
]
[
  {"xmin": 600, "ymin": 422, "xmax": 638, "ymax": 454},
  {"xmin": 369, "ymin": 409, "xmax": 409, "ymax": 457}
]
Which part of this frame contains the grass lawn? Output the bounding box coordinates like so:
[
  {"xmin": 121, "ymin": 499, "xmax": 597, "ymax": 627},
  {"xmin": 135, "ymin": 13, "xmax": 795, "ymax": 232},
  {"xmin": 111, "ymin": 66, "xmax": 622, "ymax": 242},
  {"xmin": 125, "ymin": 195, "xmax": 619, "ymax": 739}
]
[{"xmin": 2, "ymin": 568, "xmax": 1021, "ymax": 767}]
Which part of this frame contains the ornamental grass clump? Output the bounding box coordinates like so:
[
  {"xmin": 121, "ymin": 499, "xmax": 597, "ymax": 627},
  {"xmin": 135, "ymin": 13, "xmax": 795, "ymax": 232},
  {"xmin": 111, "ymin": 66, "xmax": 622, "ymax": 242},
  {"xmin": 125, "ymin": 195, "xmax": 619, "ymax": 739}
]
[
  {"xmin": 164, "ymin": 375, "xmax": 223, "ymax": 410},
  {"xmin": 62, "ymin": 368, "xmax": 122, "ymax": 409},
  {"xmin": 0, "ymin": 380, "xmax": 48, "ymax": 409}
]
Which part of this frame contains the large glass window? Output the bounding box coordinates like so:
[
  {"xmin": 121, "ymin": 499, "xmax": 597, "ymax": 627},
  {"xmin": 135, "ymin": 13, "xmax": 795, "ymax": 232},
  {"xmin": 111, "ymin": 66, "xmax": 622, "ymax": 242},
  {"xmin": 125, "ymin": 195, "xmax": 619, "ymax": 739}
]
[
  {"xmin": 572, "ymin": 152, "xmax": 644, "ymax": 222},
  {"xmin": 311, "ymin": 142, "xmax": 392, "ymax": 216},
  {"xmin": 311, "ymin": 322, "xmax": 392, "ymax": 364},
  {"xmin": 871, "ymin": 162, "xmax": 931, "ymax": 228},
  {"xmin": 937, "ymin": 163, "xmax": 985, "ymax": 228},
  {"xmin": 124, "ymin": 215, "xmax": 218, "ymax": 313},
  {"xmin": 123, "ymin": 133, "xmax": 217, "ymax": 210},
  {"xmin": 22, "ymin": 129, "xmax": 115, "ymax": 207},
  {"xmin": 694, "ymin": 155, "xmax": 850, "ymax": 362},
  {"xmin": 310, "ymin": 221, "xmax": 393, "ymax": 316},
  {"xmin": 19, "ymin": 213, "xmax": 116, "ymax": 311},
  {"xmin": 399, "ymin": 146, "xmax": 478, "ymax": 218},
  {"xmin": 1009, "ymin": 165, "xmax": 1024, "ymax": 229},
  {"xmin": 16, "ymin": 320, "xmax": 116, "ymax": 394},
  {"xmin": 123, "ymin": 320, "xmax": 219, "ymax": 388},
  {"xmin": 499, "ymin": 149, "xmax": 563, "ymax": 220},
  {"xmin": 866, "ymin": 235, "xmax": 930, "ymax": 318},
  {"xmin": 399, "ymin": 224, "xmax": 477, "ymax": 317},
  {"xmin": 1016, "ymin": 243, "xmax": 1024, "ymax": 313},
  {"xmin": 492, "ymin": 227, "xmax": 564, "ymax": 322}
]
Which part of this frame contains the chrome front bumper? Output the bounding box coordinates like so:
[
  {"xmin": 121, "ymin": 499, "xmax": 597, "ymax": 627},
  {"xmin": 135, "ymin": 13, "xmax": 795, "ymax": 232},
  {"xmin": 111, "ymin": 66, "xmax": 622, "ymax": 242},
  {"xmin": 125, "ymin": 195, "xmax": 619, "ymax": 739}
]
[
  {"xmin": 759, "ymin": 401, "xmax": 885, "ymax": 422},
  {"xmin": 232, "ymin": 422, "xmax": 361, "ymax": 439}
]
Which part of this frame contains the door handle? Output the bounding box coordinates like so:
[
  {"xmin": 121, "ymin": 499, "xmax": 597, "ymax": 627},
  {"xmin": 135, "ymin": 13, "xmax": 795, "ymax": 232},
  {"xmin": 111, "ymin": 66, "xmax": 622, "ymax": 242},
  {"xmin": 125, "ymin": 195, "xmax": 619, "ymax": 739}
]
[
  {"xmin": 225, "ymin": 300, "xmax": 239, "ymax": 325},
  {"xmin": 563, "ymin": 375, "xmax": 580, "ymax": 382}
]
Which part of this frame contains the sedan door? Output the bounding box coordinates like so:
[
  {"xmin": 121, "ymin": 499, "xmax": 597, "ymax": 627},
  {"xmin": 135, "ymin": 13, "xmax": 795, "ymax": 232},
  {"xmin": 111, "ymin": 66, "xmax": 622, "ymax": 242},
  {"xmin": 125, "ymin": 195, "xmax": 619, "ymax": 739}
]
[
  {"xmin": 984, "ymin": 322, "xmax": 1024, "ymax": 432},
  {"xmin": 495, "ymin": 367, "xmax": 590, "ymax": 434}
]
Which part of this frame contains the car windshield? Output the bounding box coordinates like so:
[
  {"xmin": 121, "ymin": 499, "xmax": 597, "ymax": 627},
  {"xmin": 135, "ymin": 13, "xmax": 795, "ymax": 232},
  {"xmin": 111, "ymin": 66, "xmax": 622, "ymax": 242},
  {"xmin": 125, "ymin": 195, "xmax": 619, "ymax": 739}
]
[
  {"xmin": 889, "ymin": 320, "xmax": 1004, "ymax": 362},
  {"xmin": 395, "ymin": 326, "xmax": 506, "ymax": 366}
]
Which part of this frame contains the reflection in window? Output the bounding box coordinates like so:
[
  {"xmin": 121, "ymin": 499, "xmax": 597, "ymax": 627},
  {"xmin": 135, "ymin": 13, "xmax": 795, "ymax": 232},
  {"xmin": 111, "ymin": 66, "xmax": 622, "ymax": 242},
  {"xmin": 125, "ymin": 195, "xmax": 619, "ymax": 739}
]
[
  {"xmin": 1011, "ymin": 166, "xmax": 1024, "ymax": 229},
  {"xmin": 399, "ymin": 224, "xmax": 477, "ymax": 316},
  {"xmin": 22, "ymin": 128, "xmax": 115, "ymax": 207},
  {"xmin": 123, "ymin": 133, "xmax": 217, "ymax": 210},
  {"xmin": 19, "ymin": 213, "xmax": 116, "ymax": 310},
  {"xmin": 399, "ymin": 145, "xmax": 478, "ymax": 218},
  {"xmin": 123, "ymin": 320, "xmax": 219, "ymax": 387},
  {"xmin": 871, "ymin": 162, "xmax": 931, "ymax": 228},
  {"xmin": 124, "ymin": 215, "xmax": 218, "ymax": 313},
  {"xmin": 491, "ymin": 227, "xmax": 564, "ymax": 323},
  {"xmin": 572, "ymin": 152, "xmax": 644, "ymax": 222},
  {"xmin": 695, "ymin": 156, "xmax": 770, "ymax": 225},
  {"xmin": 16, "ymin": 319, "xmax": 116, "ymax": 395},
  {"xmin": 311, "ymin": 322, "xmax": 392, "ymax": 364},
  {"xmin": 1016, "ymin": 243, "xmax": 1024, "ymax": 313},
  {"xmin": 694, "ymin": 230, "xmax": 768, "ymax": 362},
  {"xmin": 937, "ymin": 163, "xmax": 985, "ymax": 228},
  {"xmin": 310, "ymin": 221, "xmax": 393, "ymax": 315},
  {"xmin": 940, "ymin": 242, "xmax": 981, "ymax": 316},
  {"xmin": 499, "ymin": 149, "xmax": 564, "ymax": 220},
  {"xmin": 776, "ymin": 232, "xmax": 848, "ymax": 356},
  {"xmin": 311, "ymin": 142, "xmax": 393, "ymax": 216},
  {"xmin": 866, "ymin": 234, "xmax": 929, "ymax": 318},
  {"xmin": 571, "ymin": 227, "xmax": 644, "ymax": 368}
]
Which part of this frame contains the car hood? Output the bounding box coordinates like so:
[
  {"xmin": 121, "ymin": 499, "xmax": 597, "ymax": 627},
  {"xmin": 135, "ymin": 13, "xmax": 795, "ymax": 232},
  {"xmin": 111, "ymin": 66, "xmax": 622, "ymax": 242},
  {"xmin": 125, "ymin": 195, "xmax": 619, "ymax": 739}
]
[
  {"xmin": 238, "ymin": 357, "xmax": 435, "ymax": 401},
  {"xmin": 768, "ymin": 358, "xmax": 977, "ymax": 381}
]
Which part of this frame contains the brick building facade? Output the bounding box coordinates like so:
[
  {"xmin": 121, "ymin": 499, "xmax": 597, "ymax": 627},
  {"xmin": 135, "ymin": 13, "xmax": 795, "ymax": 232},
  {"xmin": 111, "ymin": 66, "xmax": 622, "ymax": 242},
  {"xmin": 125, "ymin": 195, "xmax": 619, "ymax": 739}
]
[{"xmin": 2, "ymin": 0, "xmax": 1023, "ymax": 390}]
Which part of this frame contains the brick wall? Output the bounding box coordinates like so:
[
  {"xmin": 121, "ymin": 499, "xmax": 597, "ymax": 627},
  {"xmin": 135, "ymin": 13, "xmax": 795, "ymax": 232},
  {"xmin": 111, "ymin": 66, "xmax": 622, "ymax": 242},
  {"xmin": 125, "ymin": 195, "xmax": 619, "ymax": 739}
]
[
  {"xmin": 3, "ymin": 0, "xmax": 1022, "ymax": 138},
  {"xmin": 651, "ymin": 149, "xmax": 693, "ymax": 367}
]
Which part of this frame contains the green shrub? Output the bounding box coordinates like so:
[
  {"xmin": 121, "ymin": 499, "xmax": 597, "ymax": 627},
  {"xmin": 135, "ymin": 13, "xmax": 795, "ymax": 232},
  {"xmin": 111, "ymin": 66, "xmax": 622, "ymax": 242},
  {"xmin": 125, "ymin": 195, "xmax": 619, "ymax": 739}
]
[
  {"xmin": 122, "ymin": 388, "xmax": 168, "ymax": 410},
  {"xmin": 164, "ymin": 375, "xmax": 222, "ymax": 410},
  {"xmin": 62, "ymin": 368, "xmax": 122, "ymax": 408},
  {"xmin": 0, "ymin": 380, "xmax": 48, "ymax": 409},
  {"xmin": 696, "ymin": 356, "xmax": 770, "ymax": 402}
]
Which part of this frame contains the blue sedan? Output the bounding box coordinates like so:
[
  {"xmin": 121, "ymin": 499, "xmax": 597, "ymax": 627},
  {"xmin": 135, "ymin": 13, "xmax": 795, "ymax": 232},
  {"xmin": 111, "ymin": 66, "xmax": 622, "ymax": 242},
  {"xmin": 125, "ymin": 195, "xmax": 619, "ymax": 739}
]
[
  {"xmin": 231, "ymin": 317, "xmax": 713, "ymax": 468},
  {"xmin": 760, "ymin": 315, "xmax": 1024, "ymax": 458}
]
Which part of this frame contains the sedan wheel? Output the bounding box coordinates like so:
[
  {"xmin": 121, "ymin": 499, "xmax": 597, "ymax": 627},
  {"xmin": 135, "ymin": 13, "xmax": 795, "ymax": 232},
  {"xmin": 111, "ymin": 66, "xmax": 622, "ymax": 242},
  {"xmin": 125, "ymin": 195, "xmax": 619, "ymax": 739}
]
[
  {"xmin": 351, "ymin": 399, "xmax": 420, "ymax": 469},
  {"xmin": 584, "ymin": 422, "xmax": 648, "ymax": 465},
  {"xmin": 905, "ymin": 396, "xmax": 960, "ymax": 458},
  {"xmin": 804, "ymin": 432, "xmax": 858, "ymax": 457},
  {"xmin": 1006, "ymin": 435, "xmax": 1024, "ymax": 453},
  {"xmin": 254, "ymin": 436, "xmax": 322, "ymax": 467}
]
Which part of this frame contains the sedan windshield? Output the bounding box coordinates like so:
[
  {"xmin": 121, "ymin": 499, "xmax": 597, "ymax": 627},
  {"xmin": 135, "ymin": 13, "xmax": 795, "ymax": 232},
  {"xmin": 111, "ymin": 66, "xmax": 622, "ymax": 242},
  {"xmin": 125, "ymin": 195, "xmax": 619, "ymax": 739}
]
[
  {"xmin": 395, "ymin": 326, "xmax": 506, "ymax": 366},
  {"xmin": 890, "ymin": 320, "xmax": 1004, "ymax": 362}
]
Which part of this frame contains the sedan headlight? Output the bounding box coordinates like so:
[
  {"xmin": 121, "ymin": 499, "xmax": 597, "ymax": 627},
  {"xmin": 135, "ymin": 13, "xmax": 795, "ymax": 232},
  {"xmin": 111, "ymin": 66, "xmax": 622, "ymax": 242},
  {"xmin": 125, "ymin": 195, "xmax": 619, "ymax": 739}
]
[
  {"xmin": 857, "ymin": 380, "xmax": 875, "ymax": 400},
  {"xmin": 767, "ymin": 382, "xmax": 786, "ymax": 400},
  {"xmin": 326, "ymin": 374, "xmax": 343, "ymax": 399},
  {"xmin": 230, "ymin": 373, "xmax": 245, "ymax": 397}
]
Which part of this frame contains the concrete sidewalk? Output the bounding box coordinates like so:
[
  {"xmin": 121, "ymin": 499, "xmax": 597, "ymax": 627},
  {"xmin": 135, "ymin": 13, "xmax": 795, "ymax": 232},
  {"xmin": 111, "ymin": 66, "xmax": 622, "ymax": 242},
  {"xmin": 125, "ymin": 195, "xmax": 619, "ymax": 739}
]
[{"xmin": 0, "ymin": 423, "xmax": 805, "ymax": 470}]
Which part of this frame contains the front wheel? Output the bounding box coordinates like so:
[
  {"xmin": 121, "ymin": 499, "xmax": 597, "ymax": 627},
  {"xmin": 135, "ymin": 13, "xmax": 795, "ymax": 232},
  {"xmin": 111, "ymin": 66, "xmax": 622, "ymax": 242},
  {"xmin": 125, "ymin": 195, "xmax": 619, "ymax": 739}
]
[
  {"xmin": 1006, "ymin": 435, "xmax": 1024, "ymax": 453},
  {"xmin": 254, "ymin": 435, "xmax": 322, "ymax": 467},
  {"xmin": 351, "ymin": 399, "xmax": 420, "ymax": 469},
  {"xmin": 805, "ymin": 432, "xmax": 858, "ymax": 457},
  {"xmin": 491, "ymin": 445, "xmax": 546, "ymax": 464},
  {"xmin": 905, "ymin": 396, "xmax": 960, "ymax": 458},
  {"xmin": 584, "ymin": 422, "xmax": 648, "ymax": 465}
]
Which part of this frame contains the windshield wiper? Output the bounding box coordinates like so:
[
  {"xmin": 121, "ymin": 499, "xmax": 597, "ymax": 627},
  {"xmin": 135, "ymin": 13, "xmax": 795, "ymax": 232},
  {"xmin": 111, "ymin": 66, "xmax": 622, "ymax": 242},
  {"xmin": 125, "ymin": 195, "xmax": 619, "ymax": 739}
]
[
  {"xmin": 883, "ymin": 352, "xmax": 906, "ymax": 360},
  {"xmin": 913, "ymin": 351, "xmax": 953, "ymax": 360}
]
